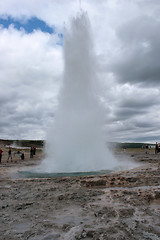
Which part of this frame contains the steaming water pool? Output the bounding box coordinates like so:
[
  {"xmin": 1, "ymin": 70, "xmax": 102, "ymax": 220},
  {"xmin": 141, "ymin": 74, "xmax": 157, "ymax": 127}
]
[
  {"xmin": 17, "ymin": 160, "xmax": 138, "ymax": 179},
  {"xmin": 18, "ymin": 170, "xmax": 113, "ymax": 178}
]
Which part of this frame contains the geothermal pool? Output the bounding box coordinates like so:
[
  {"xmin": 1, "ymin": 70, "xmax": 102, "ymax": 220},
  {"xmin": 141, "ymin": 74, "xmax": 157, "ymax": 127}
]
[
  {"xmin": 18, "ymin": 169, "xmax": 113, "ymax": 178},
  {"xmin": 17, "ymin": 158, "xmax": 138, "ymax": 178}
]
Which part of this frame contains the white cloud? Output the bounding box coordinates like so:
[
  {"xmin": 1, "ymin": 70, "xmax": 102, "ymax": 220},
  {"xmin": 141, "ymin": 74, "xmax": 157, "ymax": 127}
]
[{"xmin": 0, "ymin": 25, "xmax": 63, "ymax": 139}]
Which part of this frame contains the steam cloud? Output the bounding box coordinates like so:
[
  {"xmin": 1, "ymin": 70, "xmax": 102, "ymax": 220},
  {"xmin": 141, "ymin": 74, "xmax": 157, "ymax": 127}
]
[{"xmin": 41, "ymin": 11, "xmax": 117, "ymax": 173}]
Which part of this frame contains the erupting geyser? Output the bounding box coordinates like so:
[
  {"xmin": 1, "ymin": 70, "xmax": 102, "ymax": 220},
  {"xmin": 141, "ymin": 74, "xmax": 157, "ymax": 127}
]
[{"xmin": 41, "ymin": 11, "xmax": 117, "ymax": 173}]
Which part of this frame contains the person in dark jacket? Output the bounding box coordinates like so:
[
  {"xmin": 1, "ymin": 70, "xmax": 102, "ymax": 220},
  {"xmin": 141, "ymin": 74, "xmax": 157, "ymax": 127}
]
[
  {"xmin": 145, "ymin": 144, "xmax": 149, "ymax": 154},
  {"xmin": 30, "ymin": 146, "xmax": 34, "ymax": 158},
  {"xmin": 7, "ymin": 147, "xmax": 13, "ymax": 162},
  {"xmin": 0, "ymin": 148, "xmax": 3, "ymax": 163},
  {"xmin": 155, "ymin": 142, "xmax": 158, "ymax": 154}
]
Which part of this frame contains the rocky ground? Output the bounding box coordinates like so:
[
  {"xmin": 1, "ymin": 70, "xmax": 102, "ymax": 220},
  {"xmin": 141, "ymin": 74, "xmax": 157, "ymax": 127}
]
[{"xmin": 0, "ymin": 146, "xmax": 160, "ymax": 240}]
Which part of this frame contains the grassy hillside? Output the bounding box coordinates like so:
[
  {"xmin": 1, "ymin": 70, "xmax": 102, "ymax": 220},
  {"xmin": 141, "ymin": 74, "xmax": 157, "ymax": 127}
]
[{"xmin": 0, "ymin": 139, "xmax": 44, "ymax": 148}]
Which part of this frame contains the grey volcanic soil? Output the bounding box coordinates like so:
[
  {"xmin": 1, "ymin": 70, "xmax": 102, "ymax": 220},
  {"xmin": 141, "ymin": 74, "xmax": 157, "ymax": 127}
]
[{"xmin": 0, "ymin": 148, "xmax": 160, "ymax": 240}]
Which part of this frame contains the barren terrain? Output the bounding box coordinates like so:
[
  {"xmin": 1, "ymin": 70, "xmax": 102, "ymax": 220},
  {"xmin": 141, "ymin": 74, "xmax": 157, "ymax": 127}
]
[{"xmin": 0, "ymin": 145, "xmax": 160, "ymax": 240}]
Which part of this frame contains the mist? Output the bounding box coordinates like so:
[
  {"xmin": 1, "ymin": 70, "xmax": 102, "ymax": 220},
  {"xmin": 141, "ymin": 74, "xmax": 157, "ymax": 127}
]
[{"xmin": 41, "ymin": 11, "xmax": 117, "ymax": 173}]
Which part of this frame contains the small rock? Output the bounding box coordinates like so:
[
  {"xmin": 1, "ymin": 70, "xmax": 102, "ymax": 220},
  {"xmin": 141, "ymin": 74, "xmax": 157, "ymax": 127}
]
[{"xmin": 58, "ymin": 195, "xmax": 64, "ymax": 200}]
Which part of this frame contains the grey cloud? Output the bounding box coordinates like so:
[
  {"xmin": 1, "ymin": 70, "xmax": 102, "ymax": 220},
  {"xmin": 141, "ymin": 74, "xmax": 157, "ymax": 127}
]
[
  {"xmin": 113, "ymin": 108, "xmax": 146, "ymax": 121},
  {"xmin": 102, "ymin": 77, "xmax": 160, "ymax": 142},
  {"xmin": 134, "ymin": 122, "xmax": 153, "ymax": 129},
  {"xmin": 0, "ymin": 76, "xmax": 58, "ymax": 140},
  {"xmin": 0, "ymin": 26, "xmax": 62, "ymax": 140},
  {"xmin": 108, "ymin": 117, "xmax": 160, "ymax": 143},
  {"xmin": 108, "ymin": 15, "xmax": 160, "ymax": 85},
  {"xmin": 118, "ymin": 96, "xmax": 158, "ymax": 109}
]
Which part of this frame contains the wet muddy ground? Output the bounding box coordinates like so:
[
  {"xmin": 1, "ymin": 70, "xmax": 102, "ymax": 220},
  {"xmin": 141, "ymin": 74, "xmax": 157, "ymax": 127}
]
[{"xmin": 0, "ymin": 147, "xmax": 160, "ymax": 240}]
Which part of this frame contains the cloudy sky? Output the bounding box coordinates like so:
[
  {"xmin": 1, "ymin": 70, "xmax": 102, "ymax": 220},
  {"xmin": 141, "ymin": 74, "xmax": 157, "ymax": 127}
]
[{"xmin": 0, "ymin": 0, "xmax": 160, "ymax": 143}]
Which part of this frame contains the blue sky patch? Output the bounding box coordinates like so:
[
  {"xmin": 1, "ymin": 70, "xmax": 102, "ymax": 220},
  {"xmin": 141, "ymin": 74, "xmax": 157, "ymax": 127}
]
[
  {"xmin": 0, "ymin": 16, "xmax": 54, "ymax": 34},
  {"xmin": 57, "ymin": 33, "xmax": 63, "ymax": 45}
]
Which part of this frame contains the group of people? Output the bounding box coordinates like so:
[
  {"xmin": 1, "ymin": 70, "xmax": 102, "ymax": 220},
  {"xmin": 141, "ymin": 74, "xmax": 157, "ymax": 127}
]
[
  {"xmin": 0, "ymin": 147, "xmax": 25, "ymax": 163},
  {"xmin": 0, "ymin": 145, "xmax": 36, "ymax": 163},
  {"xmin": 0, "ymin": 147, "xmax": 13, "ymax": 163},
  {"xmin": 145, "ymin": 142, "xmax": 160, "ymax": 154}
]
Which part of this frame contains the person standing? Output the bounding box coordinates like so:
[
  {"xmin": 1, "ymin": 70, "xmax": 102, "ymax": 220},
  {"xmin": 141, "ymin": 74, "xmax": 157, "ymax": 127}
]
[
  {"xmin": 155, "ymin": 142, "xmax": 158, "ymax": 154},
  {"xmin": 33, "ymin": 147, "xmax": 36, "ymax": 155},
  {"xmin": 7, "ymin": 147, "xmax": 13, "ymax": 162},
  {"xmin": 123, "ymin": 144, "xmax": 126, "ymax": 152},
  {"xmin": 145, "ymin": 144, "xmax": 149, "ymax": 154},
  {"xmin": 21, "ymin": 151, "xmax": 24, "ymax": 160},
  {"xmin": 30, "ymin": 146, "xmax": 34, "ymax": 158},
  {"xmin": 0, "ymin": 148, "xmax": 3, "ymax": 163}
]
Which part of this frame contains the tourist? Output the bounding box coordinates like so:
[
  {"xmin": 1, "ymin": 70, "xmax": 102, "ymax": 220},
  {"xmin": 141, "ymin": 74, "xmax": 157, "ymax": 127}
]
[
  {"xmin": 123, "ymin": 144, "xmax": 126, "ymax": 152},
  {"xmin": 0, "ymin": 148, "xmax": 3, "ymax": 163},
  {"xmin": 7, "ymin": 147, "xmax": 13, "ymax": 162},
  {"xmin": 33, "ymin": 147, "xmax": 36, "ymax": 155},
  {"xmin": 15, "ymin": 150, "xmax": 25, "ymax": 160},
  {"xmin": 30, "ymin": 146, "xmax": 34, "ymax": 158},
  {"xmin": 145, "ymin": 144, "xmax": 149, "ymax": 154},
  {"xmin": 21, "ymin": 151, "xmax": 24, "ymax": 160},
  {"xmin": 155, "ymin": 142, "xmax": 158, "ymax": 154},
  {"xmin": 158, "ymin": 143, "xmax": 160, "ymax": 153}
]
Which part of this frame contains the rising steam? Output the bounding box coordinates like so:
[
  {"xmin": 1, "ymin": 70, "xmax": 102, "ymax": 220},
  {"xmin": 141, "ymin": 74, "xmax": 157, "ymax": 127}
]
[{"xmin": 41, "ymin": 11, "xmax": 117, "ymax": 173}]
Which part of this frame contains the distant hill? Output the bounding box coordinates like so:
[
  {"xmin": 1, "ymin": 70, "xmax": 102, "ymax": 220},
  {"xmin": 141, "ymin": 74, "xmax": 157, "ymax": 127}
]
[
  {"xmin": 0, "ymin": 139, "xmax": 155, "ymax": 149},
  {"xmin": 0, "ymin": 139, "xmax": 44, "ymax": 148},
  {"xmin": 110, "ymin": 142, "xmax": 155, "ymax": 149}
]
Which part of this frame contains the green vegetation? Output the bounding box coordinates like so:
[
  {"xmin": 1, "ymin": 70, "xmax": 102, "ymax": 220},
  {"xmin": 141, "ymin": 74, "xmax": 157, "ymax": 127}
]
[
  {"xmin": 108, "ymin": 142, "xmax": 155, "ymax": 150},
  {"xmin": 0, "ymin": 139, "xmax": 44, "ymax": 148},
  {"xmin": 116, "ymin": 142, "xmax": 154, "ymax": 149}
]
